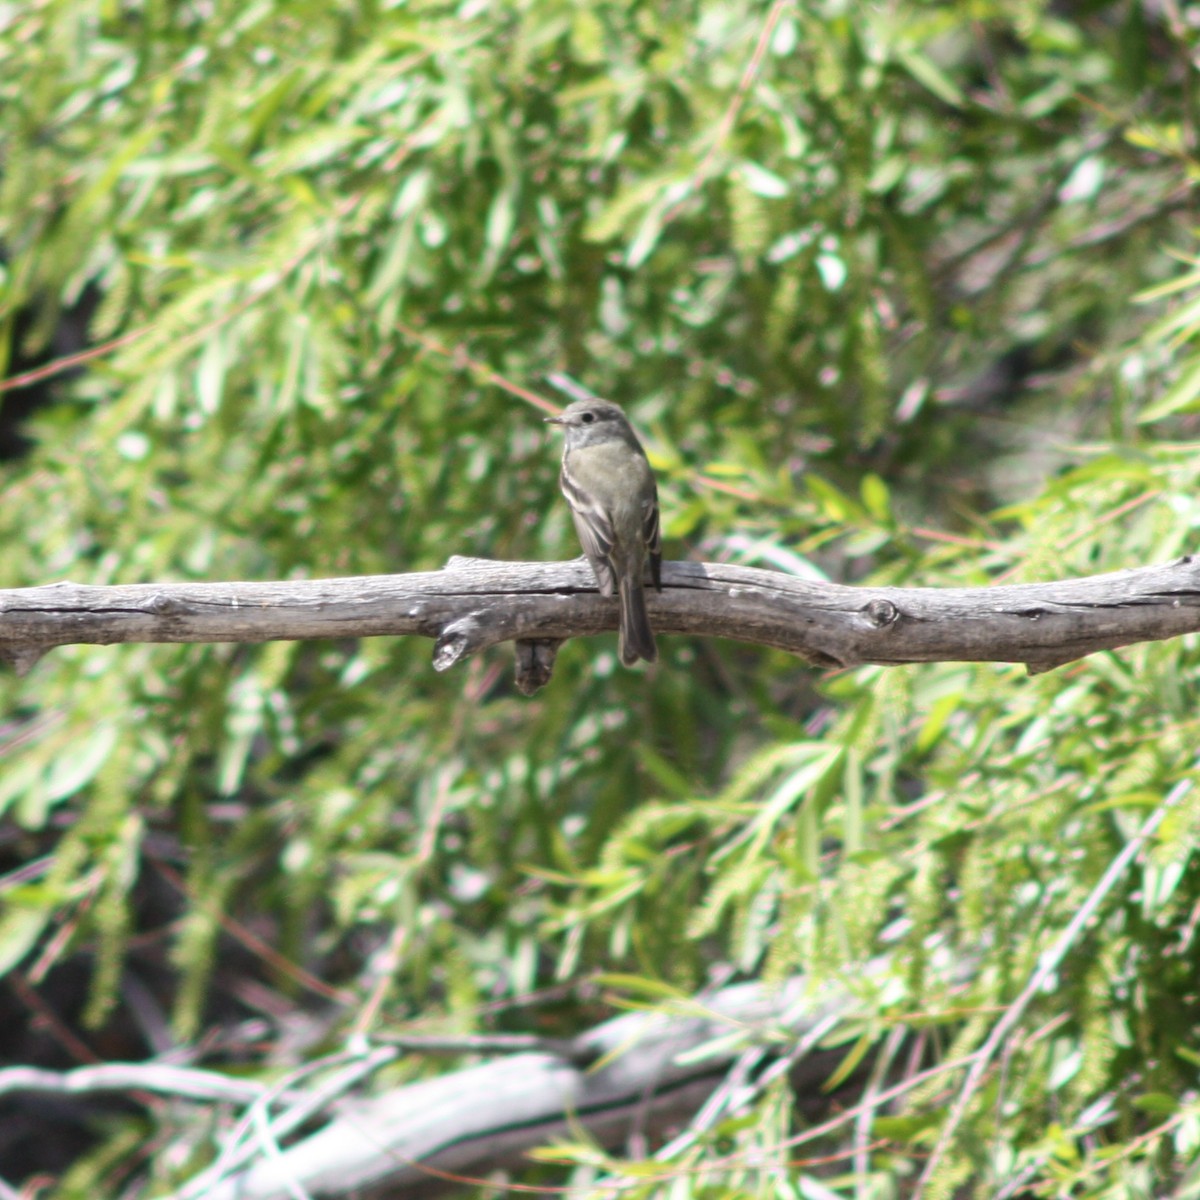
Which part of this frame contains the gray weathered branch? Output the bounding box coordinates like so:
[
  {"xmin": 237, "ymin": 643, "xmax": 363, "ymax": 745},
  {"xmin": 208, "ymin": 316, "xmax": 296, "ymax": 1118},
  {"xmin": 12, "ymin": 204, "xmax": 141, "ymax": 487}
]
[
  {"xmin": 2, "ymin": 555, "xmax": 1199, "ymax": 689},
  {"xmin": 168, "ymin": 972, "xmax": 854, "ymax": 1200}
]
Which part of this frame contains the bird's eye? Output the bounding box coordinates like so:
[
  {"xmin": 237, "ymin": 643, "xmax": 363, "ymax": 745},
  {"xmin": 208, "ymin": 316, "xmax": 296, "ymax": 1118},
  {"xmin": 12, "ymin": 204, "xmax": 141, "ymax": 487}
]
[{"xmin": 580, "ymin": 411, "xmax": 596, "ymax": 423}]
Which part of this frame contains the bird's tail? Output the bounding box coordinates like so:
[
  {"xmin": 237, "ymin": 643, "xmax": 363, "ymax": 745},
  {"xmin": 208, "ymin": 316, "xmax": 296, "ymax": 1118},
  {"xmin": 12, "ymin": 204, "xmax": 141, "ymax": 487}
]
[{"xmin": 618, "ymin": 572, "xmax": 657, "ymax": 666}]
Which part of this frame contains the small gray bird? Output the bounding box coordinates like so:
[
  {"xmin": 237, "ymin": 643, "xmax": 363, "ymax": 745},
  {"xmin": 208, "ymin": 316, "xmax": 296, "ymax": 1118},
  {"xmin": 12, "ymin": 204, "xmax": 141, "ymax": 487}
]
[{"xmin": 545, "ymin": 399, "xmax": 662, "ymax": 665}]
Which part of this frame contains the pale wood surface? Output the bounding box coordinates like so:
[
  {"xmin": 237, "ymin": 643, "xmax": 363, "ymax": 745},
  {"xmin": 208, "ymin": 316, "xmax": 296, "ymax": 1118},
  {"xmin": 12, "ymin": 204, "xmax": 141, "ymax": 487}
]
[{"xmin": 3, "ymin": 554, "xmax": 1199, "ymax": 684}]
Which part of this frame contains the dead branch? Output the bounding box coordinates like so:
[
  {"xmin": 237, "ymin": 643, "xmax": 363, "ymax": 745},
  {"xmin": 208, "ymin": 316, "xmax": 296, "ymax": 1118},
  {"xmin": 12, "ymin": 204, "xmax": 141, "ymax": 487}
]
[
  {"xmin": 2, "ymin": 554, "xmax": 1199, "ymax": 691},
  {"xmin": 165, "ymin": 973, "xmax": 854, "ymax": 1200}
]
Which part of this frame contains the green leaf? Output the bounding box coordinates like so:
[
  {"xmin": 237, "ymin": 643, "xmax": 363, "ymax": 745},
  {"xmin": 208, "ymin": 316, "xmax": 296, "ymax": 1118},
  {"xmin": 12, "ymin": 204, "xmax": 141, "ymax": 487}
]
[
  {"xmin": 0, "ymin": 905, "xmax": 51, "ymax": 977},
  {"xmin": 1133, "ymin": 1093, "xmax": 1179, "ymax": 1116},
  {"xmin": 860, "ymin": 473, "xmax": 891, "ymax": 522},
  {"xmin": 1138, "ymin": 354, "xmax": 1200, "ymax": 422},
  {"xmin": 46, "ymin": 724, "xmax": 120, "ymax": 804},
  {"xmin": 895, "ymin": 47, "xmax": 965, "ymax": 107},
  {"xmin": 735, "ymin": 161, "xmax": 790, "ymax": 198}
]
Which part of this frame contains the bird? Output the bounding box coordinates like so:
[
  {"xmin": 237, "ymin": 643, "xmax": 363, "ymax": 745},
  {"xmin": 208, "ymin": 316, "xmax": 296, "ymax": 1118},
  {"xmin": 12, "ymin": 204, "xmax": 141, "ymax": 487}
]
[{"xmin": 545, "ymin": 399, "xmax": 662, "ymax": 665}]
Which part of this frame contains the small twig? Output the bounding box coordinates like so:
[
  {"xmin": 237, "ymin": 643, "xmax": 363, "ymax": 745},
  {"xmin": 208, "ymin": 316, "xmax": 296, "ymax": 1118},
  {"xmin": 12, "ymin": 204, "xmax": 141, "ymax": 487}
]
[
  {"xmin": 151, "ymin": 858, "xmax": 354, "ymax": 1005},
  {"xmin": 252, "ymin": 1098, "xmax": 315, "ymax": 1200},
  {"xmin": 1025, "ymin": 181, "xmax": 1193, "ymax": 266},
  {"xmin": 1, "ymin": 194, "xmax": 361, "ymax": 398},
  {"xmin": 733, "ymin": 1008, "xmax": 841, "ymax": 1100},
  {"xmin": 854, "ymin": 1025, "xmax": 908, "ymax": 1191},
  {"xmin": 660, "ymin": 0, "xmax": 791, "ymax": 228},
  {"xmin": 178, "ymin": 1046, "xmax": 397, "ymax": 1200},
  {"xmin": 935, "ymin": 130, "xmax": 1117, "ymax": 287},
  {"xmin": 375, "ymin": 1032, "xmax": 591, "ymax": 1062},
  {"xmin": 0, "ymin": 1061, "xmax": 304, "ymax": 1105},
  {"xmin": 351, "ymin": 923, "xmax": 409, "ymax": 1041},
  {"xmin": 395, "ymin": 323, "xmax": 557, "ymax": 413},
  {"xmin": 544, "ymin": 372, "xmax": 603, "ymax": 406},
  {"xmin": 679, "ymin": 1043, "xmax": 770, "ymax": 1138},
  {"xmin": 0, "ymin": 328, "xmax": 150, "ymax": 393},
  {"xmin": 773, "ymin": 1051, "xmax": 971, "ymax": 1159},
  {"xmin": 9, "ymin": 973, "xmax": 102, "ymax": 1065},
  {"xmin": 616, "ymin": 1006, "xmax": 841, "ymax": 1180}
]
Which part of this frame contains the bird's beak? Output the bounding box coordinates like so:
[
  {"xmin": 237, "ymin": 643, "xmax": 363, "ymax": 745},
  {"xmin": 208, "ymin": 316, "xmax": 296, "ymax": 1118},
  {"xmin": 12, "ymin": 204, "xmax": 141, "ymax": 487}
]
[{"xmin": 544, "ymin": 415, "xmax": 565, "ymax": 424}]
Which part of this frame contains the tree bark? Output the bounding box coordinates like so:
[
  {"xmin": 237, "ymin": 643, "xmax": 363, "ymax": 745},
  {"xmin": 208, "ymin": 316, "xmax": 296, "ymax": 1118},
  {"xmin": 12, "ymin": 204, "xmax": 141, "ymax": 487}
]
[
  {"xmin": 2, "ymin": 554, "xmax": 1199, "ymax": 689},
  {"xmin": 162, "ymin": 973, "xmax": 852, "ymax": 1200}
]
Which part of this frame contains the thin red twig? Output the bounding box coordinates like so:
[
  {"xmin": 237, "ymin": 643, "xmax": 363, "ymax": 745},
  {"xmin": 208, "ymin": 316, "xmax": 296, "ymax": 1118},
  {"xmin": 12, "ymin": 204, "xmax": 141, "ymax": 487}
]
[
  {"xmin": 9, "ymin": 972, "xmax": 102, "ymax": 1065},
  {"xmin": 151, "ymin": 857, "xmax": 355, "ymax": 1006},
  {"xmin": 0, "ymin": 329, "xmax": 150, "ymax": 394},
  {"xmin": 396, "ymin": 322, "xmax": 558, "ymax": 413},
  {"xmin": 660, "ymin": 0, "xmax": 790, "ymax": 228}
]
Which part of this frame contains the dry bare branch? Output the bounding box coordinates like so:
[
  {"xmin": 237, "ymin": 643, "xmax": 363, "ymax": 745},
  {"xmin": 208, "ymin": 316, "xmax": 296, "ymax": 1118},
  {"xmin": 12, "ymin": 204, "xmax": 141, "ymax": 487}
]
[
  {"xmin": 167, "ymin": 973, "xmax": 856, "ymax": 1200},
  {"xmin": 3, "ymin": 555, "xmax": 1199, "ymax": 689}
]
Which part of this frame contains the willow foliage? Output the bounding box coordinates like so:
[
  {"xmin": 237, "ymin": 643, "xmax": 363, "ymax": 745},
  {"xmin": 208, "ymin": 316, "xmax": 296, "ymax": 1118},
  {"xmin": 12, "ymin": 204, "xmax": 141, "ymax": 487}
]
[{"xmin": 2, "ymin": 0, "xmax": 1200, "ymax": 1196}]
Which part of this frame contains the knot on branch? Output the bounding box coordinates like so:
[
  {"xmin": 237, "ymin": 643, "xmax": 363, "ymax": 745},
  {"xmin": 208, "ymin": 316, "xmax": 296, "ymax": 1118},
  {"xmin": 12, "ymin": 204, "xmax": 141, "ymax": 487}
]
[
  {"xmin": 144, "ymin": 592, "xmax": 194, "ymax": 616},
  {"xmin": 863, "ymin": 598, "xmax": 899, "ymax": 629}
]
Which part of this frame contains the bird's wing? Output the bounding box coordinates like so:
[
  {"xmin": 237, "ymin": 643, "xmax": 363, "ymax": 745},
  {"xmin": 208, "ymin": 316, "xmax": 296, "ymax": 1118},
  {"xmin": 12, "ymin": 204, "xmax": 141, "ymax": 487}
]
[
  {"xmin": 643, "ymin": 482, "xmax": 662, "ymax": 592},
  {"xmin": 561, "ymin": 463, "xmax": 616, "ymax": 595}
]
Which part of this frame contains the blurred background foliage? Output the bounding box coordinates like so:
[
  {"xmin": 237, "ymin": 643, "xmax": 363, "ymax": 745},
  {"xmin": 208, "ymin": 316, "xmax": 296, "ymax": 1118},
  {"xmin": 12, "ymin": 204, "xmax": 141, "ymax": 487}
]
[{"xmin": 3, "ymin": 0, "xmax": 1200, "ymax": 1195}]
